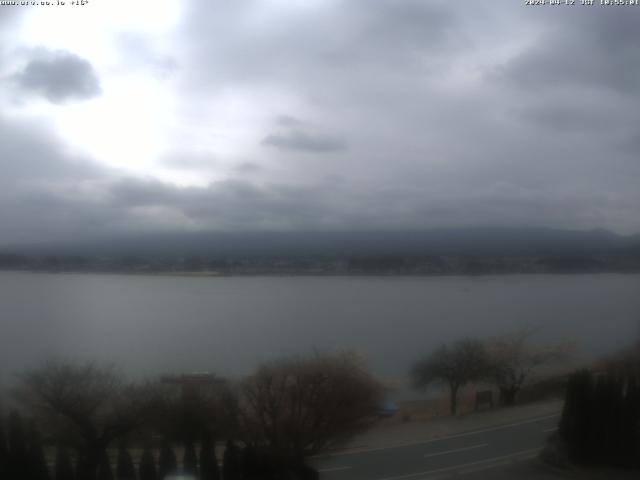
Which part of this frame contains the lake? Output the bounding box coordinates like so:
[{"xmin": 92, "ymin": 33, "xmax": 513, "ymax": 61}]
[{"xmin": 0, "ymin": 272, "xmax": 638, "ymax": 387}]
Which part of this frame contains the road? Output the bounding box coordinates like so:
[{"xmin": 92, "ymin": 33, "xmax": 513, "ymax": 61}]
[{"xmin": 314, "ymin": 413, "xmax": 560, "ymax": 480}]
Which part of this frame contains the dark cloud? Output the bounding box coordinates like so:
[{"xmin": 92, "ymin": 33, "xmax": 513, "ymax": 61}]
[
  {"xmin": 0, "ymin": 114, "xmax": 113, "ymax": 244},
  {"xmin": 352, "ymin": 0, "xmax": 461, "ymax": 61},
  {"xmin": 234, "ymin": 162, "xmax": 263, "ymax": 174},
  {"xmin": 512, "ymin": 92, "xmax": 634, "ymax": 134},
  {"xmin": 13, "ymin": 50, "xmax": 101, "ymax": 103},
  {"xmin": 498, "ymin": 9, "xmax": 640, "ymax": 94},
  {"xmin": 13, "ymin": 157, "xmax": 629, "ymax": 240},
  {"xmin": 262, "ymin": 130, "xmax": 347, "ymax": 154},
  {"xmin": 263, "ymin": 115, "xmax": 347, "ymax": 153},
  {"xmin": 180, "ymin": 0, "xmax": 461, "ymax": 93},
  {"xmin": 275, "ymin": 115, "xmax": 305, "ymax": 128},
  {"xmin": 0, "ymin": 115, "xmax": 104, "ymax": 182},
  {"xmin": 108, "ymin": 178, "xmax": 180, "ymax": 207}
]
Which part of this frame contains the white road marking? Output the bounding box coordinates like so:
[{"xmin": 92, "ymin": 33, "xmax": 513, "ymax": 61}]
[
  {"xmin": 423, "ymin": 443, "xmax": 488, "ymax": 458},
  {"xmin": 321, "ymin": 413, "xmax": 560, "ymax": 457},
  {"xmin": 456, "ymin": 448, "xmax": 541, "ymax": 475},
  {"xmin": 417, "ymin": 413, "xmax": 560, "ymax": 443},
  {"xmin": 373, "ymin": 447, "xmax": 541, "ymax": 480},
  {"xmin": 543, "ymin": 427, "xmax": 558, "ymax": 433},
  {"xmin": 318, "ymin": 466, "xmax": 352, "ymax": 473}
]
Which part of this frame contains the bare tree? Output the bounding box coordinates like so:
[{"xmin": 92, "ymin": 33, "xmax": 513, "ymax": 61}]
[
  {"xmin": 486, "ymin": 327, "xmax": 571, "ymax": 405},
  {"xmin": 237, "ymin": 352, "xmax": 382, "ymax": 471},
  {"xmin": 17, "ymin": 361, "xmax": 158, "ymax": 480},
  {"xmin": 151, "ymin": 374, "xmax": 229, "ymax": 443},
  {"xmin": 411, "ymin": 338, "xmax": 490, "ymax": 415}
]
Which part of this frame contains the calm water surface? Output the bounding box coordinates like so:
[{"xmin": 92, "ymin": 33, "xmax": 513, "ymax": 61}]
[{"xmin": 0, "ymin": 272, "xmax": 638, "ymax": 385}]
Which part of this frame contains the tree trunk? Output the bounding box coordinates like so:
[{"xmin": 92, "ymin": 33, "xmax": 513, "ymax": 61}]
[
  {"xmin": 499, "ymin": 386, "xmax": 518, "ymax": 406},
  {"xmin": 450, "ymin": 384, "xmax": 459, "ymax": 416}
]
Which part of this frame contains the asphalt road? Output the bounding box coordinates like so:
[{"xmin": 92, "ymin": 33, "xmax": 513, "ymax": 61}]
[{"xmin": 313, "ymin": 413, "xmax": 560, "ymax": 480}]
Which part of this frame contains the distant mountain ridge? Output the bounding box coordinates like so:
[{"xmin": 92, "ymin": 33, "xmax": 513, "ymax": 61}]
[{"xmin": 5, "ymin": 227, "xmax": 640, "ymax": 258}]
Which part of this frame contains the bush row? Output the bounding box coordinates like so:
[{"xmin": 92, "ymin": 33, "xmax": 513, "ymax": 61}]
[
  {"xmin": 559, "ymin": 370, "xmax": 640, "ymax": 468},
  {"xmin": 0, "ymin": 412, "xmax": 317, "ymax": 480}
]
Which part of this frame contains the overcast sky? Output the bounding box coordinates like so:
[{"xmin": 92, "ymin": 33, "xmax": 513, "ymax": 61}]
[{"xmin": 0, "ymin": 0, "xmax": 638, "ymax": 245}]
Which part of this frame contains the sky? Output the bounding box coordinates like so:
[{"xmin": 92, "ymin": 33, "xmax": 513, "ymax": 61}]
[{"xmin": 0, "ymin": 0, "xmax": 639, "ymax": 245}]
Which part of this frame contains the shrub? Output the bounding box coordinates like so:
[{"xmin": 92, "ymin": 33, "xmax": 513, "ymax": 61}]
[
  {"xmin": 158, "ymin": 440, "xmax": 177, "ymax": 479},
  {"xmin": 222, "ymin": 440, "xmax": 241, "ymax": 480},
  {"xmin": 7, "ymin": 411, "xmax": 29, "ymax": 478},
  {"xmin": 138, "ymin": 447, "xmax": 157, "ymax": 480},
  {"xmin": 183, "ymin": 440, "xmax": 198, "ymax": 475},
  {"xmin": 97, "ymin": 450, "xmax": 114, "ymax": 480},
  {"xmin": 0, "ymin": 415, "xmax": 8, "ymax": 478},
  {"xmin": 116, "ymin": 446, "xmax": 136, "ymax": 480},
  {"xmin": 54, "ymin": 447, "xmax": 75, "ymax": 480},
  {"xmin": 26, "ymin": 426, "xmax": 50, "ymax": 480},
  {"xmin": 199, "ymin": 433, "xmax": 220, "ymax": 480}
]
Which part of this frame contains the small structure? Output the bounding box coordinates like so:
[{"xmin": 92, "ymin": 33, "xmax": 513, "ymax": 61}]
[
  {"xmin": 475, "ymin": 390, "xmax": 494, "ymax": 411},
  {"xmin": 377, "ymin": 400, "xmax": 400, "ymax": 417}
]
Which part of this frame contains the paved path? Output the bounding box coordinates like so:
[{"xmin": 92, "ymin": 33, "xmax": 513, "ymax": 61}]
[{"xmin": 313, "ymin": 412, "xmax": 561, "ymax": 480}]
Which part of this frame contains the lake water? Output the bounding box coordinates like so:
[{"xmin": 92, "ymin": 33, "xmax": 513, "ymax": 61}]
[{"xmin": 0, "ymin": 272, "xmax": 639, "ymax": 387}]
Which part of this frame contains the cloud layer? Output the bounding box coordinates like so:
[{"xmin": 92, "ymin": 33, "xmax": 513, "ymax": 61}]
[{"xmin": 0, "ymin": 1, "xmax": 639, "ymax": 245}]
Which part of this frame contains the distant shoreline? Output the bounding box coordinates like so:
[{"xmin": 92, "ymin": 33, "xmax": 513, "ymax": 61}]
[{"xmin": 1, "ymin": 268, "xmax": 639, "ymax": 278}]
